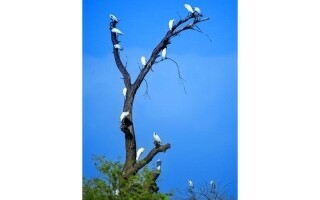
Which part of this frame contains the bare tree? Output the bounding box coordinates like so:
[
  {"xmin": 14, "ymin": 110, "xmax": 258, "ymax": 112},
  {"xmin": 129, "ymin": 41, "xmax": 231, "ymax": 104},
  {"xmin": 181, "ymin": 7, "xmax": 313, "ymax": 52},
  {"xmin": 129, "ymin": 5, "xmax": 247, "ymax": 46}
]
[
  {"xmin": 175, "ymin": 181, "xmax": 235, "ymax": 200},
  {"xmin": 109, "ymin": 5, "xmax": 209, "ymax": 194}
]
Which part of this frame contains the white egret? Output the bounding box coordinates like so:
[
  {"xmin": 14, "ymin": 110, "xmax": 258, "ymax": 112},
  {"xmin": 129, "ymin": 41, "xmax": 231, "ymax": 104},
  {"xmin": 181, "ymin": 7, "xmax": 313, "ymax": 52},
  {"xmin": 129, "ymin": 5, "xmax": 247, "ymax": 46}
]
[
  {"xmin": 115, "ymin": 188, "xmax": 119, "ymax": 196},
  {"xmin": 122, "ymin": 87, "xmax": 127, "ymax": 96},
  {"xmin": 153, "ymin": 132, "xmax": 161, "ymax": 145},
  {"xmin": 141, "ymin": 56, "xmax": 146, "ymax": 66},
  {"xmin": 188, "ymin": 180, "xmax": 194, "ymax": 188},
  {"xmin": 109, "ymin": 14, "xmax": 118, "ymax": 22},
  {"xmin": 161, "ymin": 48, "xmax": 167, "ymax": 59},
  {"xmin": 194, "ymin": 7, "xmax": 202, "ymax": 16},
  {"xmin": 184, "ymin": 4, "xmax": 194, "ymax": 13},
  {"xmin": 120, "ymin": 111, "xmax": 130, "ymax": 122},
  {"xmin": 136, "ymin": 147, "xmax": 145, "ymax": 161},
  {"xmin": 114, "ymin": 44, "xmax": 123, "ymax": 50},
  {"xmin": 111, "ymin": 28, "xmax": 124, "ymax": 35},
  {"xmin": 156, "ymin": 159, "xmax": 162, "ymax": 171},
  {"xmin": 168, "ymin": 19, "xmax": 174, "ymax": 31},
  {"xmin": 210, "ymin": 180, "xmax": 216, "ymax": 190}
]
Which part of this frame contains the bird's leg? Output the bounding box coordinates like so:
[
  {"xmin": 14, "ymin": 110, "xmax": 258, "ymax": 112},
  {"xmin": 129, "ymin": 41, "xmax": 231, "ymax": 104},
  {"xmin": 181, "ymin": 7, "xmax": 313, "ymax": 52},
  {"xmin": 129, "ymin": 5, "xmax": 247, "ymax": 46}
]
[{"xmin": 154, "ymin": 141, "xmax": 160, "ymax": 148}]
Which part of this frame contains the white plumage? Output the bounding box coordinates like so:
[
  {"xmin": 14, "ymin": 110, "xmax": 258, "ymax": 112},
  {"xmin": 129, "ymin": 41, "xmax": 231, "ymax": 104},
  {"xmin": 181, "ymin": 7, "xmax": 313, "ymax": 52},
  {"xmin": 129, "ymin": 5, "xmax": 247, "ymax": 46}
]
[
  {"xmin": 120, "ymin": 111, "xmax": 130, "ymax": 122},
  {"xmin": 161, "ymin": 48, "xmax": 167, "ymax": 59},
  {"xmin": 115, "ymin": 189, "xmax": 119, "ymax": 196},
  {"xmin": 184, "ymin": 4, "xmax": 194, "ymax": 13},
  {"xmin": 156, "ymin": 159, "xmax": 162, "ymax": 171},
  {"xmin": 194, "ymin": 7, "xmax": 202, "ymax": 16},
  {"xmin": 122, "ymin": 87, "xmax": 127, "ymax": 96},
  {"xmin": 141, "ymin": 56, "xmax": 146, "ymax": 66},
  {"xmin": 111, "ymin": 28, "xmax": 124, "ymax": 35},
  {"xmin": 188, "ymin": 180, "xmax": 194, "ymax": 188},
  {"xmin": 136, "ymin": 147, "xmax": 145, "ymax": 161},
  {"xmin": 109, "ymin": 14, "xmax": 118, "ymax": 22},
  {"xmin": 168, "ymin": 19, "xmax": 174, "ymax": 31},
  {"xmin": 210, "ymin": 180, "xmax": 216, "ymax": 189},
  {"xmin": 153, "ymin": 132, "xmax": 162, "ymax": 145},
  {"xmin": 114, "ymin": 44, "xmax": 123, "ymax": 50}
]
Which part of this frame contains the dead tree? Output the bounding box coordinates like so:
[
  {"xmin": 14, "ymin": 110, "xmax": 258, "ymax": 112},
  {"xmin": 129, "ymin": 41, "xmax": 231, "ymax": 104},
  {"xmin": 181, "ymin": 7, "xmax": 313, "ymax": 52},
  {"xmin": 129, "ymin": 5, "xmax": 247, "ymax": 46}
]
[{"xmin": 109, "ymin": 5, "xmax": 209, "ymax": 193}]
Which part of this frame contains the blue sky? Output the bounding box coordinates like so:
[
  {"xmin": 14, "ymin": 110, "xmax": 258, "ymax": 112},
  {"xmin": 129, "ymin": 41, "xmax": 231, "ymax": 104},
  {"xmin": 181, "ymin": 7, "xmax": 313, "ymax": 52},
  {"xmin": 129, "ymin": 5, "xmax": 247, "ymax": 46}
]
[
  {"xmin": 3, "ymin": 1, "xmax": 320, "ymax": 200},
  {"xmin": 83, "ymin": 0, "xmax": 237, "ymax": 198}
]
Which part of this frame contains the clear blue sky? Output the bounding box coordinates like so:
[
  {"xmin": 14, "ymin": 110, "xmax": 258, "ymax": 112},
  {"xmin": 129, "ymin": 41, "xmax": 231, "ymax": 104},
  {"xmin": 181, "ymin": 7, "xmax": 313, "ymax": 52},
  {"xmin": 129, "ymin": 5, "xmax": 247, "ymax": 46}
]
[{"xmin": 83, "ymin": 0, "xmax": 237, "ymax": 198}]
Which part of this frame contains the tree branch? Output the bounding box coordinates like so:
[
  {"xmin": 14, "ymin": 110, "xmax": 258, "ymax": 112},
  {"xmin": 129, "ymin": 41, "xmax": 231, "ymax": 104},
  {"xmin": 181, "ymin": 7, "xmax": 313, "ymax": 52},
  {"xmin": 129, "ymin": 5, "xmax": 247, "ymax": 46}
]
[
  {"xmin": 142, "ymin": 79, "xmax": 151, "ymax": 99},
  {"xmin": 109, "ymin": 21, "xmax": 131, "ymax": 88},
  {"xmin": 172, "ymin": 17, "xmax": 209, "ymax": 37},
  {"xmin": 131, "ymin": 15, "xmax": 209, "ymax": 98},
  {"xmin": 123, "ymin": 143, "xmax": 171, "ymax": 178},
  {"xmin": 149, "ymin": 171, "xmax": 161, "ymax": 193},
  {"xmin": 109, "ymin": 9, "xmax": 209, "ymax": 194},
  {"xmin": 166, "ymin": 57, "xmax": 187, "ymax": 94}
]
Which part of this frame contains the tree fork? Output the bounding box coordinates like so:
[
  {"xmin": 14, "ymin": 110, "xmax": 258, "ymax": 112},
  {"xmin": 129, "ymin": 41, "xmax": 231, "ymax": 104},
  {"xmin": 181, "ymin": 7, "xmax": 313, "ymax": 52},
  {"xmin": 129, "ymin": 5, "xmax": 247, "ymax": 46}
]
[{"xmin": 109, "ymin": 10, "xmax": 209, "ymax": 193}]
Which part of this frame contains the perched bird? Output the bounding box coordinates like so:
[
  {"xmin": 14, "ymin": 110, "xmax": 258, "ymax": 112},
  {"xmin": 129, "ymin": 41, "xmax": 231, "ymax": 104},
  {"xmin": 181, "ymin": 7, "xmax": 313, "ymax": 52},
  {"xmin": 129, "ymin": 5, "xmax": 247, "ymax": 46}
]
[
  {"xmin": 210, "ymin": 180, "xmax": 216, "ymax": 190},
  {"xmin": 194, "ymin": 7, "xmax": 202, "ymax": 16},
  {"xmin": 153, "ymin": 132, "xmax": 162, "ymax": 146},
  {"xmin": 168, "ymin": 19, "xmax": 174, "ymax": 31},
  {"xmin": 114, "ymin": 44, "xmax": 123, "ymax": 50},
  {"xmin": 188, "ymin": 180, "xmax": 194, "ymax": 188},
  {"xmin": 184, "ymin": 4, "xmax": 194, "ymax": 13},
  {"xmin": 141, "ymin": 56, "xmax": 146, "ymax": 66},
  {"xmin": 111, "ymin": 28, "xmax": 124, "ymax": 35},
  {"xmin": 122, "ymin": 87, "xmax": 127, "ymax": 96},
  {"xmin": 161, "ymin": 48, "xmax": 167, "ymax": 59},
  {"xmin": 136, "ymin": 147, "xmax": 145, "ymax": 161},
  {"xmin": 114, "ymin": 188, "xmax": 119, "ymax": 196},
  {"xmin": 109, "ymin": 14, "xmax": 118, "ymax": 22},
  {"xmin": 156, "ymin": 159, "xmax": 162, "ymax": 171},
  {"xmin": 120, "ymin": 111, "xmax": 130, "ymax": 122}
]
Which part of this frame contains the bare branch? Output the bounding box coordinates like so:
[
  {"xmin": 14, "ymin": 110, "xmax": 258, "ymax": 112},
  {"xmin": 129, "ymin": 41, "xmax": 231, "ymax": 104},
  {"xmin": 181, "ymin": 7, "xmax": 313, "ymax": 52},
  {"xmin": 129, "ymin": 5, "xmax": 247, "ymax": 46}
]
[
  {"xmin": 177, "ymin": 12, "xmax": 182, "ymax": 20},
  {"xmin": 172, "ymin": 17, "xmax": 210, "ymax": 38},
  {"xmin": 131, "ymin": 15, "xmax": 209, "ymax": 98},
  {"xmin": 110, "ymin": 21, "xmax": 131, "ymax": 88},
  {"xmin": 109, "ymin": 10, "xmax": 210, "ymax": 195},
  {"xmin": 124, "ymin": 143, "xmax": 171, "ymax": 178},
  {"xmin": 193, "ymin": 25, "xmax": 212, "ymax": 42},
  {"xmin": 142, "ymin": 79, "xmax": 151, "ymax": 99},
  {"xmin": 125, "ymin": 55, "xmax": 128, "ymax": 68},
  {"xmin": 166, "ymin": 58, "xmax": 187, "ymax": 94}
]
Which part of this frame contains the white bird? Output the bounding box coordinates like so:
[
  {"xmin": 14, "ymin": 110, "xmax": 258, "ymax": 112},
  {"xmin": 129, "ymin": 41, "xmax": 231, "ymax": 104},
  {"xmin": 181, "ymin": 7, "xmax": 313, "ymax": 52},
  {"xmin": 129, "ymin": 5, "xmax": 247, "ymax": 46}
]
[
  {"xmin": 161, "ymin": 48, "xmax": 167, "ymax": 59},
  {"xmin": 188, "ymin": 180, "xmax": 194, "ymax": 188},
  {"xmin": 120, "ymin": 111, "xmax": 130, "ymax": 122},
  {"xmin": 109, "ymin": 14, "xmax": 118, "ymax": 22},
  {"xmin": 136, "ymin": 147, "xmax": 145, "ymax": 161},
  {"xmin": 141, "ymin": 56, "xmax": 146, "ymax": 66},
  {"xmin": 184, "ymin": 4, "xmax": 194, "ymax": 13},
  {"xmin": 210, "ymin": 180, "xmax": 216, "ymax": 190},
  {"xmin": 194, "ymin": 7, "xmax": 202, "ymax": 16},
  {"xmin": 114, "ymin": 44, "xmax": 123, "ymax": 50},
  {"xmin": 122, "ymin": 87, "xmax": 127, "ymax": 96},
  {"xmin": 114, "ymin": 188, "xmax": 119, "ymax": 196},
  {"xmin": 111, "ymin": 28, "xmax": 124, "ymax": 35},
  {"xmin": 168, "ymin": 19, "xmax": 174, "ymax": 31},
  {"xmin": 153, "ymin": 132, "xmax": 161, "ymax": 145},
  {"xmin": 156, "ymin": 159, "xmax": 162, "ymax": 171}
]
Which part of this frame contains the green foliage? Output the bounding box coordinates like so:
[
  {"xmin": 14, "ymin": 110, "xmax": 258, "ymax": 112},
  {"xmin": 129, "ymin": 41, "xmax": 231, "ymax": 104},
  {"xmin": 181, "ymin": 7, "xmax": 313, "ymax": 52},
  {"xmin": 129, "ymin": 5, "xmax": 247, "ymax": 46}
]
[{"xmin": 83, "ymin": 156, "xmax": 171, "ymax": 200}]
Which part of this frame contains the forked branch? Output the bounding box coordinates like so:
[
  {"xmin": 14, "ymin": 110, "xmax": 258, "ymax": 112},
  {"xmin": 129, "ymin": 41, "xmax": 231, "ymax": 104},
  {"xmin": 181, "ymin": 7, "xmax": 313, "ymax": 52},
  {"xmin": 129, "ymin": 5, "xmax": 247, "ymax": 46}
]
[{"xmin": 109, "ymin": 5, "xmax": 209, "ymax": 193}]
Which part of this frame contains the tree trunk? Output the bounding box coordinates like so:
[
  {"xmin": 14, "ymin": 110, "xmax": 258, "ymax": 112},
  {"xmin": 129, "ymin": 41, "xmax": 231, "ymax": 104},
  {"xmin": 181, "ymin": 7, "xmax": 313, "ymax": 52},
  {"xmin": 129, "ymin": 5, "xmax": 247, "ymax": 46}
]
[{"xmin": 109, "ymin": 11, "xmax": 209, "ymax": 193}]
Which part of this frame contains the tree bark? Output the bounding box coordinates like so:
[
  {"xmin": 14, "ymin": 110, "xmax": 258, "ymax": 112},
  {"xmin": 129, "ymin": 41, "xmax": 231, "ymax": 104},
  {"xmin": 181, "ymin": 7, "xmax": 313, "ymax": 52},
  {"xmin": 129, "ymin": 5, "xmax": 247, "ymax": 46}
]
[{"xmin": 109, "ymin": 12, "xmax": 209, "ymax": 192}]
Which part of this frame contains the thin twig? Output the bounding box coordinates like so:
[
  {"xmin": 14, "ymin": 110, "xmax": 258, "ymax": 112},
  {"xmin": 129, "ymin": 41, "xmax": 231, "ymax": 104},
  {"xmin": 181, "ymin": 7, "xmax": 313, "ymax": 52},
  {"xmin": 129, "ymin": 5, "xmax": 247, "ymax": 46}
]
[
  {"xmin": 143, "ymin": 79, "xmax": 151, "ymax": 99},
  {"xmin": 193, "ymin": 25, "xmax": 212, "ymax": 42},
  {"xmin": 166, "ymin": 58, "xmax": 187, "ymax": 94}
]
